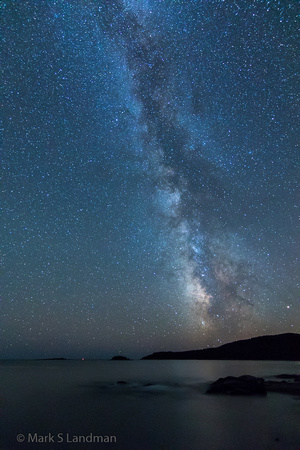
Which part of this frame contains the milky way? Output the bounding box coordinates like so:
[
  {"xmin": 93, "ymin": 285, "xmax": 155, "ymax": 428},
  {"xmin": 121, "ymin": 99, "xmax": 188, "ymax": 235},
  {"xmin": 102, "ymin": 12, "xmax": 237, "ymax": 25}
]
[{"xmin": 2, "ymin": 0, "xmax": 299, "ymax": 358}]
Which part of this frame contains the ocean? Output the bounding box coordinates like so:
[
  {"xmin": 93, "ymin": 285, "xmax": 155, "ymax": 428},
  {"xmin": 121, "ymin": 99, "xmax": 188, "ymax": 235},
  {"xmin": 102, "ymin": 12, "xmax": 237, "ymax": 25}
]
[{"xmin": 1, "ymin": 360, "xmax": 299, "ymax": 450}]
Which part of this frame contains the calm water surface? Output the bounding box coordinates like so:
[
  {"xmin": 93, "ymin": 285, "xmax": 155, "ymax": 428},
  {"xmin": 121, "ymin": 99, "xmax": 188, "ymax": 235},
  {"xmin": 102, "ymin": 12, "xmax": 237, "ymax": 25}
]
[{"xmin": 1, "ymin": 360, "xmax": 299, "ymax": 450}]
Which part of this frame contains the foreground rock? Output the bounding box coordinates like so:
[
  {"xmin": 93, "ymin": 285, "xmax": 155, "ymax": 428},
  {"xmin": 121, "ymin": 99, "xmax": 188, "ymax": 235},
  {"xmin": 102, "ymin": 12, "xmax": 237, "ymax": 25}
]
[
  {"xmin": 207, "ymin": 374, "xmax": 300, "ymax": 396},
  {"xmin": 207, "ymin": 375, "xmax": 266, "ymax": 395}
]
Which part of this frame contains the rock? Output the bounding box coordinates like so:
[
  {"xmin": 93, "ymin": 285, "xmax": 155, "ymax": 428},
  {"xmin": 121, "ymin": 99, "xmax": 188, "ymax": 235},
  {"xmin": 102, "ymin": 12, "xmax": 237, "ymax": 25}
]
[
  {"xmin": 275, "ymin": 374, "xmax": 300, "ymax": 381},
  {"xmin": 263, "ymin": 373, "xmax": 300, "ymax": 395},
  {"xmin": 206, "ymin": 375, "xmax": 266, "ymax": 396}
]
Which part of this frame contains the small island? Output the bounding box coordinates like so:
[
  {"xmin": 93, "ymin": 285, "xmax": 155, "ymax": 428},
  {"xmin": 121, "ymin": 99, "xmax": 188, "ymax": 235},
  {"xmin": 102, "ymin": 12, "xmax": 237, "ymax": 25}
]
[
  {"xmin": 38, "ymin": 358, "xmax": 67, "ymax": 361},
  {"xmin": 111, "ymin": 356, "xmax": 130, "ymax": 361}
]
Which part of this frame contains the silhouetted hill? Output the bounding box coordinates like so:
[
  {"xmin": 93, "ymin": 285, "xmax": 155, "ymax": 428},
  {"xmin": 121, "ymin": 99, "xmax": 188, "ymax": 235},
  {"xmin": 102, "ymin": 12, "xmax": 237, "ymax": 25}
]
[{"xmin": 141, "ymin": 333, "xmax": 300, "ymax": 361}]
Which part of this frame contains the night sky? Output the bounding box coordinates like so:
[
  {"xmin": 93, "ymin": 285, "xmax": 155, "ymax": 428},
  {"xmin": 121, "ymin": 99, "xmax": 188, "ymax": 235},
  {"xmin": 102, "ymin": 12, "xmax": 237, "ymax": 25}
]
[{"xmin": 2, "ymin": 0, "xmax": 299, "ymax": 359}]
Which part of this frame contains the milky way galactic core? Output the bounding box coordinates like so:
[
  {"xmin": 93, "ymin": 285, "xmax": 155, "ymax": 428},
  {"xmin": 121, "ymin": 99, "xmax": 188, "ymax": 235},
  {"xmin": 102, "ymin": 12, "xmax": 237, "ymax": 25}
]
[{"xmin": 2, "ymin": 0, "xmax": 299, "ymax": 358}]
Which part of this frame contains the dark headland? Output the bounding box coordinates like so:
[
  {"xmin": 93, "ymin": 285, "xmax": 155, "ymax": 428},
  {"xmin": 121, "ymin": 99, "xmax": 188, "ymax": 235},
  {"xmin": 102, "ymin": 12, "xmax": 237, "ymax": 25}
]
[{"xmin": 141, "ymin": 333, "xmax": 300, "ymax": 360}]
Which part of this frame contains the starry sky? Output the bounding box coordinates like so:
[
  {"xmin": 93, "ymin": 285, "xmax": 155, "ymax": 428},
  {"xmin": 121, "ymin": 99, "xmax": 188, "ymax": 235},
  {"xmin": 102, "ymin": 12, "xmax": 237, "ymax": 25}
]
[{"xmin": 2, "ymin": 0, "xmax": 299, "ymax": 359}]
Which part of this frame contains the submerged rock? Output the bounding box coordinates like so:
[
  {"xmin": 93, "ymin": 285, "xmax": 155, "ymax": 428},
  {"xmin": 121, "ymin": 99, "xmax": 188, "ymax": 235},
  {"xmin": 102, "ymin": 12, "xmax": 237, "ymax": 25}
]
[
  {"xmin": 265, "ymin": 379, "xmax": 300, "ymax": 395},
  {"xmin": 206, "ymin": 375, "xmax": 266, "ymax": 396}
]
